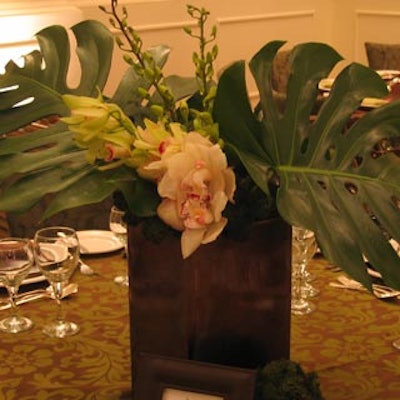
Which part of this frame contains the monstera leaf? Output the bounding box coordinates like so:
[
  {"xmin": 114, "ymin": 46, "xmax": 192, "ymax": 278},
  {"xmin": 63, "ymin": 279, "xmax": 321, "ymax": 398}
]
[
  {"xmin": 214, "ymin": 40, "xmax": 400, "ymax": 289},
  {"xmin": 0, "ymin": 20, "xmax": 197, "ymax": 219}
]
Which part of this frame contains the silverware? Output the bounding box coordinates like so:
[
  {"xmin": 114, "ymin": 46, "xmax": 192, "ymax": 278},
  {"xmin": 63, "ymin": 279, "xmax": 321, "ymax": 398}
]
[
  {"xmin": 329, "ymin": 275, "xmax": 400, "ymax": 299},
  {"xmin": 0, "ymin": 283, "xmax": 78, "ymax": 310},
  {"xmin": 79, "ymin": 259, "xmax": 97, "ymax": 276}
]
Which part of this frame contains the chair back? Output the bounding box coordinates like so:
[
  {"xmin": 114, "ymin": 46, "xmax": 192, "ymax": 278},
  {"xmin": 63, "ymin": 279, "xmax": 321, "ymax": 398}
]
[{"xmin": 365, "ymin": 42, "xmax": 400, "ymax": 70}]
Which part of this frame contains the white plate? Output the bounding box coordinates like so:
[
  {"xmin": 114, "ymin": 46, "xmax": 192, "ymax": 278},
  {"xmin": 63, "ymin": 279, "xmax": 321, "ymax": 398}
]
[
  {"xmin": 376, "ymin": 69, "xmax": 400, "ymax": 80},
  {"xmin": 360, "ymin": 97, "xmax": 389, "ymax": 109},
  {"xmin": 0, "ymin": 266, "xmax": 46, "ymax": 288},
  {"xmin": 318, "ymin": 78, "xmax": 335, "ymax": 92},
  {"xmin": 77, "ymin": 230, "xmax": 124, "ymax": 255},
  {"xmin": 318, "ymin": 78, "xmax": 389, "ymax": 109},
  {"xmin": 21, "ymin": 272, "xmax": 46, "ymax": 286}
]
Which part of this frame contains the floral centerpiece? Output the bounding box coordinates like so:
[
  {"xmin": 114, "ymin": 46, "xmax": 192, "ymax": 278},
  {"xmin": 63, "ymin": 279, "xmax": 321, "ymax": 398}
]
[
  {"xmin": 0, "ymin": 0, "xmax": 400, "ymax": 396},
  {"xmin": 1, "ymin": 2, "xmax": 400, "ymax": 288}
]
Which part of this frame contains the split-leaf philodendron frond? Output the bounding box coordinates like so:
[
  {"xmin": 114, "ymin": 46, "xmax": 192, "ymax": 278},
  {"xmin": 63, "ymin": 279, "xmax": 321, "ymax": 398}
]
[{"xmin": 1, "ymin": 5, "xmax": 400, "ymax": 289}]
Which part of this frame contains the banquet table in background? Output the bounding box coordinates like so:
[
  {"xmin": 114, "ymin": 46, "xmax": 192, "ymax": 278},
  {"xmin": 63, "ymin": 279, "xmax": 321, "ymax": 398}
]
[{"xmin": 1, "ymin": 251, "xmax": 400, "ymax": 399}]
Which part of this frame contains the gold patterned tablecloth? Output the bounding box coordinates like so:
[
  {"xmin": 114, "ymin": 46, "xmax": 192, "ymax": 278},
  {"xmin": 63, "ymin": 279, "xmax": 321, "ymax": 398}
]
[
  {"xmin": 0, "ymin": 253, "xmax": 400, "ymax": 399},
  {"xmin": 291, "ymin": 257, "xmax": 400, "ymax": 400},
  {"xmin": 0, "ymin": 252, "xmax": 132, "ymax": 400}
]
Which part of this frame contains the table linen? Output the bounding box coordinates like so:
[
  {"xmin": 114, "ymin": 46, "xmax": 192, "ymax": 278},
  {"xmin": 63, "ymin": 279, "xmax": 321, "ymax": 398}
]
[{"xmin": 0, "ymin": 253, "xmax": 399, "ymax": 399}]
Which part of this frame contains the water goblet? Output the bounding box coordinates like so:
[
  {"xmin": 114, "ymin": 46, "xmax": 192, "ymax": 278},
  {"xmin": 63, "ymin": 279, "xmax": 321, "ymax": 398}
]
[
  {"xmin": 291, "ymin": 226, "xmax": 317, "ymax": 315},
  {"xmin": 0, "ymin": 238, "xmax": 34, "ymax": 333},
  {"xmin": 300, "ymin": 231, "xmax": 319, "ymax": 298},
  {"xmin": 109, "ymin": 206, "xmax": 129, "ymax": 286},
  {"xmin": 33, "ymin": 226, "xmax": 80, "ymax": 338}
]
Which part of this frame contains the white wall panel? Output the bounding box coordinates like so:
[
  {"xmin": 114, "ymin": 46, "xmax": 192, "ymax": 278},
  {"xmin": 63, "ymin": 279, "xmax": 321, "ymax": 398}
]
[
  {"xmin": 0, "ymin": 6, "xmax": 82, "ymax": 73},
  {"xmin": 3, "ymin": 0, "xmax": 400, "ymax": 93},
  {"xmin": 217, "ymin": 11, "xmax": 316, "ymax": 65}
]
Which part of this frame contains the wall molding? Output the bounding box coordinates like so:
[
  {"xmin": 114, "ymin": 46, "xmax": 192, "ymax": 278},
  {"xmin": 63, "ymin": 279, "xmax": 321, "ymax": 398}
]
[
  {"xmin": 111, "ymin": 19, "xmax": 196, "ymax": 35},
  {"xmin": 354, "ymin": 9, "xmax": 400, "ymax": 61},
  {"xmin": 0, "ymin": 5, "xmax": 82, "ymax": 16},
  {"xmin": 0, "ymin": 6, "xmax": 83, "ymax": 44},
  {"xmin": 217, "ymin": 10, "xmax": 315, "ymax": 25},
  {"xmin": 0, "ymin": 39, "xmax": 37, "ymax": 49},
  {"xmin": 0, "ymin": 0, "xmax": 167, "ymax": 10},
  {"xmin": 109, "ymin": 10, "xmax": 316, "ymax": 35},
  {"xmin": 356, "ymin": 9, "xmax": 400, "ymax": 18}
]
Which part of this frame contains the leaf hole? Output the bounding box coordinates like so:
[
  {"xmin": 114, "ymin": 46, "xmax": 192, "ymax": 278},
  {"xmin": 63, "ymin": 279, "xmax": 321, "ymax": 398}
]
[
  {"xmin": 344, "ymin": 182, "xmax": 358, "ymax": 195},
  {"xmin": 351, "ymin": 155, "xmax": 363, "ymax": 168},
  {"xmin": 317, "ymin": 180, "xmax": 327, "ymax": 190},
  {"xmin": 324, "ymin": 145, "xmax": 336, "ymax": 161},
  {"xmin": 391, "ymin": 196, "xmax": 400, "ymax": 211},
  {"xmin": 300, "ymin": 137, "xmax": 309, "ymax": 154}
]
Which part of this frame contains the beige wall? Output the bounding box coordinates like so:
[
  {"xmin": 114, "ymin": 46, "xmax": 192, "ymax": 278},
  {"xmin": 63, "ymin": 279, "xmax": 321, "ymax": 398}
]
[
  {"xmin": 2, "ymin": 0, "xmax": 400, "ymax": 94},
  {"xmin": 78, "ymin": 0, "xmax": 333, "ymax": 96}
]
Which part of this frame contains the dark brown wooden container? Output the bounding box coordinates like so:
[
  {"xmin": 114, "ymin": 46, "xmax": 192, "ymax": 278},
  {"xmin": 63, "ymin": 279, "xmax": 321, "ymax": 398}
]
[{"xmin": 128, "ymin": 218, "xmax": 292, "ymax": 398}]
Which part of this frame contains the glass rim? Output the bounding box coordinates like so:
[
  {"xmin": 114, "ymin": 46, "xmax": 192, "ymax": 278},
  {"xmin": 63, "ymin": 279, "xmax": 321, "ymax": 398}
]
[
  {"xmin": 34, "ymin": 226, "xmax": 77, "ymax": 239},
  {"xmin": 110, "ymin": 205, "xmax": 125, "ymax": 213},
  {"xmin": 0, "ymin": 237, "xmax": 30, "ymax": 243},
  {"xmin": 0, "ymin": 237, "xmax": 30, "ymax": 249}
]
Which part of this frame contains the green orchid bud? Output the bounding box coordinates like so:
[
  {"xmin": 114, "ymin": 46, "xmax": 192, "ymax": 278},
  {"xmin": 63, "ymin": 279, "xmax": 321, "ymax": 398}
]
[
  {"xmin": 179, "ymin": 101, "xmax": 189, "ymax": 123},
  {"xmin": 144, "ymin": 67, "xmax": 155, "ymax": 80},
  {"xmin": 150, "ymin": 105, "xmax": 165, "ymax": 118},
  {"xmin": 137, "ymin": 87, "xmax": 150, "ymax": 99},
  {"xmin": 116, "ymin": 36, "xmax": 124, "ymax": 47},
  {"xmin": 123, "ymin": 54, "xmax": 134, "ymax": 66}
]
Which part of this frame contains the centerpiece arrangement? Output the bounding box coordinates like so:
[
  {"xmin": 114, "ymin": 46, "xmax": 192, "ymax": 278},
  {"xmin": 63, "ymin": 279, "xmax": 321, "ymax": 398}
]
[
  {"xmin": 1, "ymin": 0, "xmax": 400, "ymax": 397},
  {"xmin": 1, "ymin": 1, "xmax": 400, "ymax": 286}
]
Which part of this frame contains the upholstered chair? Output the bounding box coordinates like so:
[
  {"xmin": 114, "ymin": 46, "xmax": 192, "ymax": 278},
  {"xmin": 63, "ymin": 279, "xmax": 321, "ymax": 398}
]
[
  {"xmin": 271, "ymin": 50, "xmax": 324, "ymax": 114},
  {"xmin": 6, "ymin": 195, "xmax": 114, "ymax": 239},
  {"xmin": 2, "ymin": 117, "xmax": 114, "ymax": 238},
  {"xmin": 365, "ymin": 42, "xmax": 400, "ymax": 70},
  {"xmin": 271, "ymin": 50, "xmax": 291, "ymax": 113},
  {"xmin": 0, "ymin": 212, "xmax": 10, "ymax": 238}
]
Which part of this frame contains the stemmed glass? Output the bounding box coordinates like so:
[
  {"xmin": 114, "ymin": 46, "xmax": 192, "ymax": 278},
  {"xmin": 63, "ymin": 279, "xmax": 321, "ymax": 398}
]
[
  {"xmin": 291, "ymin": 226, "xmax": 318, "ymax": 315},
  {"xmin": 0, "ymin": 238, "xmax": 34, "ymax": 333},
  {"xmin": 301, "ymin": 233, "xmax": 320, "ymax": 298},
  {"xmin": 109, "ymin": 206, "xmax": 129, "ymax": 286},
  {"xmin": 33, "ymin": 226, "xmax": 80, "ymax": 338}
]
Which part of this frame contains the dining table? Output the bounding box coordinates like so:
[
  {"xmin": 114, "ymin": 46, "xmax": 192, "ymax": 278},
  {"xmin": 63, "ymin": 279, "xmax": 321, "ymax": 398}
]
[{"xmin": 1, "ymin": 244, "xmax": 400, "ymax": 399}]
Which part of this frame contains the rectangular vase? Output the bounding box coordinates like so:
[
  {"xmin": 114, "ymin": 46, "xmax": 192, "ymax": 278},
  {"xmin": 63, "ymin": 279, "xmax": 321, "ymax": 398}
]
[{"xmin": 127, "ymin": 218, "xmax": 292, "ymax": 396}]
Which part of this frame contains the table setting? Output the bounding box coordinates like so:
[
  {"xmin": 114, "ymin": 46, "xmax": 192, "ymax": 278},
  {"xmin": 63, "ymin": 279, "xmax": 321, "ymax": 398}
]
[
  {"xmin": 0, "ymin": 205, "xmax": 129, "ymax": 336},
  {"xmin": 2, "ymin": 220, "xmax": 400, "ymax": 399},
  {"xmin": 1, "ymin": 1, "xmax": 400, "ymax": 397},
  {"xmin": 0, "ymin": 211, "xmax": 133, "ymax": 399}
]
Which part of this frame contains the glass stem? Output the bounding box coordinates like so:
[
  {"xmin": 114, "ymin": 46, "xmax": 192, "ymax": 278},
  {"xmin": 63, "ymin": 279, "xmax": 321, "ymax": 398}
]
[
  {"xmin": 7, "ymin": 285, "xmax": 19, "ymax": 318},
  {"xmin": 292, "ymin": 261, "xmax": 305, "ymax": 302},
  {"xmin": 53, "ymin": 282, "xmax": 65, "ymax": 323}
]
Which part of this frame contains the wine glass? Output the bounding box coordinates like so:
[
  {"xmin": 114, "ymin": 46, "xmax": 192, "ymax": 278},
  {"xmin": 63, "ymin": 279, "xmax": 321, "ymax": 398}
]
[
  {"xmin": 33, "ymin": 226, "xmax": 80, "ymax": 338},
  {"xmin": 109, "ymin": 206, "xmax": 129, "ymax": 286},
  {"xmin": 300, "ymin": 231, "xmax": 319, "ymax": 298},
  {"xmin": 291, "ymin": 226, "xmax": 318, "ymax": 315},
  {"xmin": 0, "ymin": 238, "xmax": 34, "ymax": 333}
]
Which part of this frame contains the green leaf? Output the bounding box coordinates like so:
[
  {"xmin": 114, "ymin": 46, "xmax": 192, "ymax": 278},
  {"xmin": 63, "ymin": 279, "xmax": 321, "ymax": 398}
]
[
  {"xmin": 216, "ymin": 41, "xmax": 400, "ymax": 289},
  {"xmin": 0, "ymin": 20, "xmax": 177, "ymax": 223},
  {"xmin": 0, "ymin": 76, "xmax": 69, "ymax": 134},
  {"xmin": 42, "ymin": 168, "xmax": 131, "ymax": 220},
  {"xmin": 213, "ymin": 61, "xmax": 267, "ymax": 161}
]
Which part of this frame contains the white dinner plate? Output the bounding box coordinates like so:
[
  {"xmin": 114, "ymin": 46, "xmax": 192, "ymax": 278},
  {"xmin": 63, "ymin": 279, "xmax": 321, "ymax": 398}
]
[
  {"xmin": 376, "ymin": 69, "xmax": 400, "ymax": 80},
  {"xmin": 0, "ymin": 266, "xmax": 46, "ymax": 288},
  {"xmin": 360, "ymin": 97, "xmax": 389, "ymax": 109},
  {"xmin": 77, "ymin": 230, "xmax": 124, "ymax": 255},
  {"xmin": 318, "ymin": 79, "xmax": 390, "ymax": 110},
  {"xmin": 318, "ymin": 78, "xmax": 335, "ymax": 92}
]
